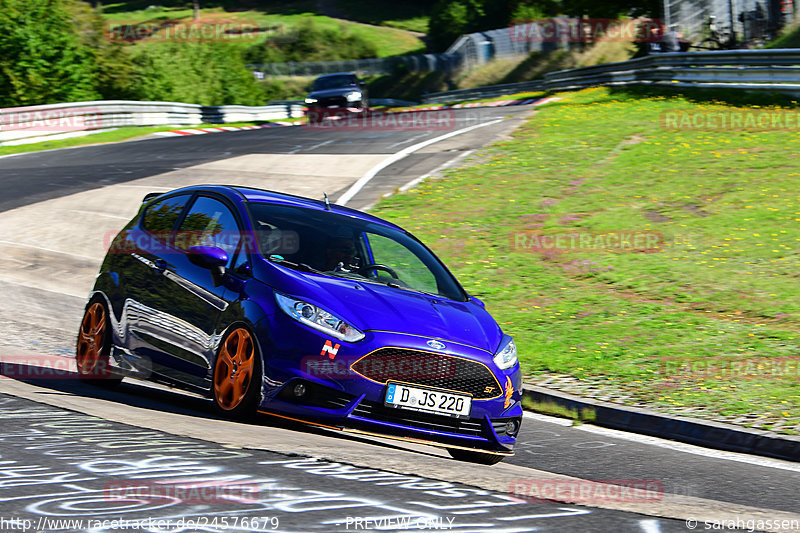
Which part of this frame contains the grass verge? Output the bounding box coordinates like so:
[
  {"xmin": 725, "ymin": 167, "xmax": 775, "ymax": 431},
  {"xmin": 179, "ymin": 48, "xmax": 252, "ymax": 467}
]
[
  {"xmin": 371, "ymin": 86, "xmax": 800, "ymax": 433},
  {"xmin": 522, "ymin": 395, "xmax": 597, "ymax": 424}
]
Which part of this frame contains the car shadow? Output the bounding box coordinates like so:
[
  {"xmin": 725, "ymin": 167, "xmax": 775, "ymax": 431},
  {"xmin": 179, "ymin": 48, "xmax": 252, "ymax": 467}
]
[{"xmin": 0, "ymin": 361, "xmax": 445, "ymax": 459}]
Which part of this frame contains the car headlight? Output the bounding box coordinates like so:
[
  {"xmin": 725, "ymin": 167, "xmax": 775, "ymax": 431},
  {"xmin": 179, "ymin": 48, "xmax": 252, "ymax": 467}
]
[
  {"xmin": 345, "ymin": 92, "xmax": 361, "ymax": 102},
  {"xmin": 275, "ymin": 293, "xmax": 365, "ymax": 342},
  {"xmin": 304, "ymin": 97, "xmax": 318, "ymax": 104},
  {"xmin": 493, "ymin": 337, "xmax": 518, "ymax": 370}
]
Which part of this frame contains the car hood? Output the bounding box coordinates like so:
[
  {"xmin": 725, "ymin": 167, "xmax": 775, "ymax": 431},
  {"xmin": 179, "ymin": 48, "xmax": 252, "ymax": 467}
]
[
  {"xmin": 308, "ymin": 87, "xmax": 361, "ymax": 99},
  {"xmin": 278, "ymin": 272, "xmax": 502, "ymax": 354}
]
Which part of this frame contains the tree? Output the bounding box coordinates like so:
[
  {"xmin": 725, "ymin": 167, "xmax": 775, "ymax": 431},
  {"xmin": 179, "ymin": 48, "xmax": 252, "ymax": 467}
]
[{"xmin": 0, "ymin": 0, "xmax": 99, "ymax": 106}]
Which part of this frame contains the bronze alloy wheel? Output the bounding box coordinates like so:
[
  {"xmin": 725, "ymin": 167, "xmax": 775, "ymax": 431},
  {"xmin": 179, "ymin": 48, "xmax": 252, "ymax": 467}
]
[
  {"xmin": 75, "ymin": 300, "xmax": 119, "ymax": 384},
  {"xmin": 213, "ymin": 327, "xmax": 260, "ymax": 415}
]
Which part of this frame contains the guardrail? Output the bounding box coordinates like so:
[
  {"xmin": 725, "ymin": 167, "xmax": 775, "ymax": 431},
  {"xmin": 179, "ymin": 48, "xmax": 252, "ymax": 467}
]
[
  {"xmin": 0, "ymin": 100, "xmax": 304, "ymax": 144},
  {"xmin": 422, "ymin": 80, "xmax": 545, "ymax": 104},
  {"xmin": 422, "ymin": 49, "xmax": 800, "ymax": 103},
  {"xmin": 249, "ymin": 53, "xmax": 461, "ymax": 77}
]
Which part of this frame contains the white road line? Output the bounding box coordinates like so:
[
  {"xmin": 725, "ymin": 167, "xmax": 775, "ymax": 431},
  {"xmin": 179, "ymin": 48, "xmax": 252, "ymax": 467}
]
[
  {"xmin": 360, "ymin": 149, "xmax": 478, "ymax": 211},
  {"xmin": 0, "ymin": 278, "xmax": 87, "ymax": 300},
  {"xmin": 573, "ymin": 423, "xmax": 800, "ymax": 472},
  {"xmin": 292, "ymin": 139, "xmax": 334, "ymax": 153},
  {"xmin": 523, "ymin": 411, "xmax": 575, "ymax": 427},
  {"xmin": 523, "ymin": 410, "xmax": 800, "ymax": 471},
  {"xmin": 336, "ymin": 119, "xmax": 503, "ymax": 206},
  {"xmin": 638, "ymin": 519, "xmax": 662, "ymax": 533},
  {"xmin": 116, "ymin": 185, "xmax": 173, "ymax": 190},
  {"xmin": 0, "ymin": 240, "xmax": 96, "ymax": 261},
  {"xmin": 386, "ymin": 134, "xmax": 426, "ymax": 149},
  {"xmin": 67, "ymin": 209, "xmax": 129, "ymax": 220}
]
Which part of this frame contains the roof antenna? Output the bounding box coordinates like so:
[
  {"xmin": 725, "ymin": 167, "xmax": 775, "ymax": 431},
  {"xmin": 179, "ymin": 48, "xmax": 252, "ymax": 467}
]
[{"xmin": 323, "ymin": 192, "xmax": 331, "ymax": 211}]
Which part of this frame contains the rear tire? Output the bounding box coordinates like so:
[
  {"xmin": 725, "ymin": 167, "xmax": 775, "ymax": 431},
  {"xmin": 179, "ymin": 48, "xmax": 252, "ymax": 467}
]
[
  {"xmin": 447, "ymin": 448, "xmax": 506, "ymax": 465},
  {"xmin": 75, "ymin": 298, "xmax": 122, "ymax": 387}
]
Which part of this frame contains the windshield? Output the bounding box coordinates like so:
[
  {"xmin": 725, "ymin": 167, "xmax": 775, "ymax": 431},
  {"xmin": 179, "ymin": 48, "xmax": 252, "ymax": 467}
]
[
  {"xmin": 312, "ymin": 75, "xmax": 359, "ymax": 91},
  {"xmin": 246, "ymin": 202, "xmax": 467, "ymax": 302}
]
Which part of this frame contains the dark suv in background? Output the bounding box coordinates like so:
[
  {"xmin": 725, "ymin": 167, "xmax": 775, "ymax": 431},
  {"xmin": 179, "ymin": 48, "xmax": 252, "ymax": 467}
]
[{"xmin": 304, "ymin": 72, "xmax": 368, "ymax": 123}]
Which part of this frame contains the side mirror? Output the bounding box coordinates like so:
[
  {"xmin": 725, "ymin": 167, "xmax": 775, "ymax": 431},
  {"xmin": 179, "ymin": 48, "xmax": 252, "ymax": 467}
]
[
  {"xmin": 187, "ymin": 246, "xmax": 228, "ymax": 270},
  {"xmin": 471, "ymin": 296, "xmax": 486, "ymax": 308}
]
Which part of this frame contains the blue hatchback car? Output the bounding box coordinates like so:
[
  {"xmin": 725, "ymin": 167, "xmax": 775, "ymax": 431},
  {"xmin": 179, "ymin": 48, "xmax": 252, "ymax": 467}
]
[{"xmin": 76, "ymin": 185, "xmax": 522, "ymax": 464}]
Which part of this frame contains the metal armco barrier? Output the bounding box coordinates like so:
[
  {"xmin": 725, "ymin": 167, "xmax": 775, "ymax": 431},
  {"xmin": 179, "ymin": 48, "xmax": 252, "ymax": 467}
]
[
  {"xmin": 422, "ymin": 49, "xmax": 800, "ymax": 103},
  {"xmin": 0, "ymin": 100, "xmax": 304, "ymax": 144}
]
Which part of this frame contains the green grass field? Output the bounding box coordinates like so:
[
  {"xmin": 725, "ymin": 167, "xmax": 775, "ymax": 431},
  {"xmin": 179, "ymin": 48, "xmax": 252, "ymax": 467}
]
[
  {"xmin": 100, "ymin": 5, "xmax": 425, "ymax": 58},
  {"xmin": 334, "ymin": 0, "xmax": 430, "ymax": 33},
  {"xmin": 372, "ymin": 87, "xmax": 800, "ymax": 433}
]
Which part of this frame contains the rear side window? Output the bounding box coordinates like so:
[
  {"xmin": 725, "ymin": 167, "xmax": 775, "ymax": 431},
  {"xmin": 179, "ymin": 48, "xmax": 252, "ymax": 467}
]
[
  {"xmin": 175, "ymin": 196, "xmax": 241, "ymax": 257},
  {"xmin": 142, "ymin": 194, "xmax": 191, "ymax": 234}
]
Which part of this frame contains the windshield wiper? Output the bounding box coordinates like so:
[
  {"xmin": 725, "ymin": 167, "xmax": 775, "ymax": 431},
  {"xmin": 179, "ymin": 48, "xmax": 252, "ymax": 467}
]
[{"xmin": 268, "ymin": 256, "xmax": 321, "ymax": 274}]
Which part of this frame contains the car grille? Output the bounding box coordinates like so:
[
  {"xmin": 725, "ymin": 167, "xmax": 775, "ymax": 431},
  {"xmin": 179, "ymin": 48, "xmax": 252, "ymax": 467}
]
[
  {"xmin": 350, "ymin": 400, "xmax": 485, "ymax": 437},
  {"xmin": 351, "ymin": 348, "xmax": 502, "ymax": 399},
  {"xmin": 316, "ymin": 96, "xmax": 348, "ymax": 107}
]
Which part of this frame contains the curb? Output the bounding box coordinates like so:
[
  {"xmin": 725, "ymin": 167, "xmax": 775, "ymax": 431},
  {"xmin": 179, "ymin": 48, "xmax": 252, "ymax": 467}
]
[
  {"xmin": 153, "ymin": 122, "xmax": 300, "ymax": 137},
  {"xmin": 523, "ymin": 384, "xmax": 800, "ymax": 463}
]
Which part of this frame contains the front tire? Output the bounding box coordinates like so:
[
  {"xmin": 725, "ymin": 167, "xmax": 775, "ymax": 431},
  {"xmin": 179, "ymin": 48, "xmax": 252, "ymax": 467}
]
[
  {"xmin": 213, "ymin": 326, "xmax": 261, "ymax": 418},
  {"xmin": 75, "ymin": 298, "xmax": 122, "ymax": 386},
  {"xmin": 447, "ymin": 448, "xmax": 506, "ymax": 465}
]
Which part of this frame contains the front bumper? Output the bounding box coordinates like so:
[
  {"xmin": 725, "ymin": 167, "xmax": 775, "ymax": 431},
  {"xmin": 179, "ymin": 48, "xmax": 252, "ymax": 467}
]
[{"xmin": 257, "ymin": 315, "xmax": 523, "ymax": 453}]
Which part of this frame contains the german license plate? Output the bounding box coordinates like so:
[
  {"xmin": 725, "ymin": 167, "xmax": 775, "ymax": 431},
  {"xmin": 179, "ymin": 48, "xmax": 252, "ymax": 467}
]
[{"xmin": 385, "ymin": 383, "xmax": 472, "ymax": 418}]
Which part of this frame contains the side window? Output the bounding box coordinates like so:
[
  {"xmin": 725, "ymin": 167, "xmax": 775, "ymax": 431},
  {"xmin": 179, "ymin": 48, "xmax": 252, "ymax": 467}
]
[
  {"xmin": 175, "ymin": 196, "xmax": 241, "ymax": 259},
  {"xmin": 142, "ymin": 194, "xmax": 191, "ymax": 236},
  {"xmin": 367, "ymin": 233, "xmax": 438, "ymax": 294}
]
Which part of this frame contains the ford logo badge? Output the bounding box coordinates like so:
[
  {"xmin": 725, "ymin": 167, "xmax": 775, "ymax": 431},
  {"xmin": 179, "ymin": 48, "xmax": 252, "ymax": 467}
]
[{"xmin": 426, "ymin": 340, "xmax": 446, "ymax": 350}]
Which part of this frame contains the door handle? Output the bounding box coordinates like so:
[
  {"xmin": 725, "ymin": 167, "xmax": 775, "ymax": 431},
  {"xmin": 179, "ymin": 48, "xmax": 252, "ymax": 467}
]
[{"xmin": 154, "ymin": 259, "xmax": 167, "ymax": 271}]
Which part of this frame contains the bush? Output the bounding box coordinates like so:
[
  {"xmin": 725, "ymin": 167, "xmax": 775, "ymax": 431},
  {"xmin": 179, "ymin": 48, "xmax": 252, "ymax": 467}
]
[
  {"xmin": 0, "ymin": 0, "xmax": 266, "ymax": 107},
  {"xmin": 0, "ymin": 0, "xmax": 100, "ymax": 106},
  {"xmin": 129, "ymin": 43, "xmax": 265, "ymax": 106},
  {"xmin": 244, "ymin": 17, "xmax": 379, "ymax": 64}
]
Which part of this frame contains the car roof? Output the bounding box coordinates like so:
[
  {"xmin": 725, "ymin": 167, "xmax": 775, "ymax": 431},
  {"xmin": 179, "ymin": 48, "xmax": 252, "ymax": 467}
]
[
  {"xmin": 234, "ymin": 186, "xmax": 401, "ymax": 229},
  {"xmin": 143, "ymin": 185, "xmax": 403, "ymax": 231}
]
